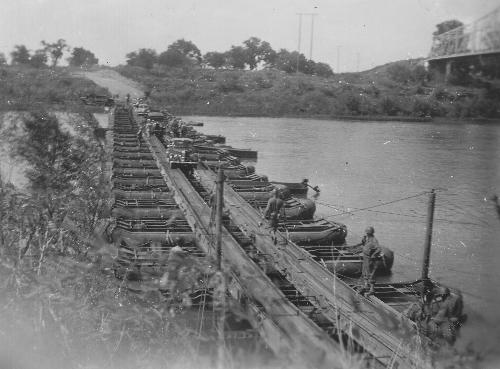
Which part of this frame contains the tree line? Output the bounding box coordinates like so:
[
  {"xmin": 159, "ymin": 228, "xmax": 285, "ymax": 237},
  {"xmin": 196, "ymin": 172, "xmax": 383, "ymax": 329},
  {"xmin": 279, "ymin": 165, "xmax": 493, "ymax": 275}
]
[
  {"xmin": 125, "ymin": 37, "xmax": 334, "ymax": 77},
  {"xmin": 0, "ymin": 39, "xmax": 98, "ymax": 68}
]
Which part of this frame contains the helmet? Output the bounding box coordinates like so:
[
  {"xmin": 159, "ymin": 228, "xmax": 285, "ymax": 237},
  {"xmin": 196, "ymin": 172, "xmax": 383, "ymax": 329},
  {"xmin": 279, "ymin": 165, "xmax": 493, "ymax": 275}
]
[
  {"xmin": 365, "ymin": 226, "xmax": 375, "ymax": 235},
  {"xmin": 434, "ymin": 286, "xmax": 450, "ymax": 297}
]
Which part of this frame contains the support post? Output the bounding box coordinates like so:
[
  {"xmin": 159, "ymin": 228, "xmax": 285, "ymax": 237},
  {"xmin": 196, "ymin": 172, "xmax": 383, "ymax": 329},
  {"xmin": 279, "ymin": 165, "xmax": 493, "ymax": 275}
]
[
  {"xmin": 421, "ymin": 189, "xmax": 436, "ymax": 281},
  {"xmin": 445, "ymin": 60, "xmax": 453, "ymax": 83}
]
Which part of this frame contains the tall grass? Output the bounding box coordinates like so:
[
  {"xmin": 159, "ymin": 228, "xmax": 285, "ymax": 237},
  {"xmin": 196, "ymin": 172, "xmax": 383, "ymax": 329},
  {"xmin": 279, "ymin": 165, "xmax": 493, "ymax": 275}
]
[{"xmin": 0, "ymin": 65, "xmax": 109, "ymax": 111}]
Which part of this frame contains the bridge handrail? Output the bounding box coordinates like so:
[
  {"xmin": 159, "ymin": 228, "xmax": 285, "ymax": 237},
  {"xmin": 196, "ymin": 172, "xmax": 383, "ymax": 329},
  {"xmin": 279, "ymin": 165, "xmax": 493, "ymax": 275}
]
[{"xmin": 428, "ymin": 6, "xmax": 500, "ymax": 59}]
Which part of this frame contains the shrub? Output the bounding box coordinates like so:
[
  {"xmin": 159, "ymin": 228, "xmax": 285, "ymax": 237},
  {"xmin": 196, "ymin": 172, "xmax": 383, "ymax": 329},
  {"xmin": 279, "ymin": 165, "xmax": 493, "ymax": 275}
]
[
  {"xmin": 216, "ymin": 73, "xmax": 245, "ymax": 93},
  {"xmin": 380, "ymin": 96, "xmax": 401, "ymax": 116}
]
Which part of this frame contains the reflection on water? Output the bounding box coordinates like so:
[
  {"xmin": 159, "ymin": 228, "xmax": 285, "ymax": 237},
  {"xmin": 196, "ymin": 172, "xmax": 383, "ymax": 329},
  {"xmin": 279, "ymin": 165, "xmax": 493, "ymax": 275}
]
[{"xmin": 186, "ymin": 115, "xmax": 500, "ymax": 356}]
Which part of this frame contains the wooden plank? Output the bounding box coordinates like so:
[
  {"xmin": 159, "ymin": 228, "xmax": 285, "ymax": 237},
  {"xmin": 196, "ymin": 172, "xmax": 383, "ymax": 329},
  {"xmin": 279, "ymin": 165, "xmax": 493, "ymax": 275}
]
[
  {"xmin": 145, "ymin": 135, "xmax": 350, "ymax": 369},
  {"xmin": 195, "ymin": 168, "xmax": 432, "ymax": 369}
]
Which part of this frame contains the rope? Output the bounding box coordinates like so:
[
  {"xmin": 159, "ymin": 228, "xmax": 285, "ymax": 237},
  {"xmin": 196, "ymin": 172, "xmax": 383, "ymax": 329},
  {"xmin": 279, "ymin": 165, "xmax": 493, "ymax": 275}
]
[
  {"xmin": 321, "ymin": 191, "xmax": 431, "ymax": 219},
  {"xmin": 316, "ymin": 198, "xmax": 483, "ymax": 226}
]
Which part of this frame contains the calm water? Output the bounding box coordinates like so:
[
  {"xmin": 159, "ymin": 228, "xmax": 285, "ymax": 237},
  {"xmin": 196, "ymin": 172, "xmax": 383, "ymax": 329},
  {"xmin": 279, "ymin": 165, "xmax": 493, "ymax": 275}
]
[{"xmin": 186, "ymin": 115, "xmax": 500, "ymax": 358}]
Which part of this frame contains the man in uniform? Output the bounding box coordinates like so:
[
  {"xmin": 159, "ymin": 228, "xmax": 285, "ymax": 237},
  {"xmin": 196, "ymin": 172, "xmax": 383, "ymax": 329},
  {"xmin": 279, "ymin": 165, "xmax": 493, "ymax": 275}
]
[
  {"xmin": 136, "ymin": 124, "xmax": 144, "ymax": 146},
  {"xmin": 264, "ymin": 189, "xmax": 284, "ymax": 233},
  {"xmin": 355, "ymin": 226, "xmax": 382, "ymax": 295}
]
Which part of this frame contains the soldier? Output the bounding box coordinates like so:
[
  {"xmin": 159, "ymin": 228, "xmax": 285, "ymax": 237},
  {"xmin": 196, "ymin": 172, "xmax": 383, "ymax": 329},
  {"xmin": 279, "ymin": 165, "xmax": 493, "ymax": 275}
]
[
  {"xmin": 264, "ymin": 189, "xmax": 284, "ymax": 233},
  {"xmin": 137, "ymin": 124, "xmax": 144, "ymax": 146},
  {"xmin": 355, "ymin": 226, "xmax": 382, "ymax": 295}
]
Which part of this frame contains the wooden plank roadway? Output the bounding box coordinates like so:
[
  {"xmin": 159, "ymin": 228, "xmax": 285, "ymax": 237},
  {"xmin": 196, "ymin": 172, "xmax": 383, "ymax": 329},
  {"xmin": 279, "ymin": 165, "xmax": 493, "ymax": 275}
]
[
  {"xmin": 195, "ymin": 168, "xmax": 433, "ymax": 369},
  {"xmin": 145, "ymin": 135, "xmax": 350, "ymax": 369}
]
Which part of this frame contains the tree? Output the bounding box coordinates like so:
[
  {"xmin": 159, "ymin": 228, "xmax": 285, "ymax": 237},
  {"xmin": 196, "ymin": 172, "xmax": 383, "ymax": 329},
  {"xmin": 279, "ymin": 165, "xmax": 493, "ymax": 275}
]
[
  {"xmin": 126, "ymin": 48, "xmax": 157, "ymax": 69},
  {"xmin": 226, "ymin": 46, "xmax": 247, "ymax": 69},
  {"xmin": 203, "ymin": 51, "xmax": 226, "ymax": 69},
  {"xmin": 158, "ymin": 49, "xmax": 187, "ymax": 68},
  {"xmin": 158, "ymin": 39, "xmax": 202, "ymax": 68},
  {"xmin": 242, "ymin": 37, "xmax": 276, "ymax": 69},
  {"xmin": 0, "ymin": 52, "xmax": 6, "ymax": 65},
  {"xmin": 41, "ymin": 39, "xmax": 69, "ymax": 67},
  {"xmin": 313, "ymin": 62, "xmax": 334, "ymax": 77},
  {"xmin": 274, "ymin": 49, "xmax": 307, "ymax": 73},
  {"xmin": 387, "ymin": 62, "xmax": 413, "ymax": 84},
  {"xmin": 29, "ymin": 50, "xmax": 48, "ymax": 68},
  {"xmin": 10, "ymin": 45, "xmax": 30, "ymax": 65},
  {"xmin": 16, "ymin": 112, "xmax": 80, "ymax": 193},
  {"xmin": 433, "ymin": 20, "xmax": 464, "ymax": 36},
  {"xmin": 168, "ymin": 39, "xmax": 201, "ymax": 63},
  {"xmin": 68, "ymin": 47, "xmax": 98, "ymax": 67}
]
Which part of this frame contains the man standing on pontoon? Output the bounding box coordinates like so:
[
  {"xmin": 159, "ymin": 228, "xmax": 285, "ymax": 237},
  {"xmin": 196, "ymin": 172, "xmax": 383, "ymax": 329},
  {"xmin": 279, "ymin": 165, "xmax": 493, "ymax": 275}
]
[{"xmin": 355, "ymin": 226, "xmax": 382, "ymax": 295}]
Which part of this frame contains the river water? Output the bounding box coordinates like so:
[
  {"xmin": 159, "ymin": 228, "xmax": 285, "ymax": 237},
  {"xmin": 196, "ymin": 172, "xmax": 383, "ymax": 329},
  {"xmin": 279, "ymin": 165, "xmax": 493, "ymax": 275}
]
[{"xmin": 186, "ymin": 115, "xmax": 500, "ymax": 361}]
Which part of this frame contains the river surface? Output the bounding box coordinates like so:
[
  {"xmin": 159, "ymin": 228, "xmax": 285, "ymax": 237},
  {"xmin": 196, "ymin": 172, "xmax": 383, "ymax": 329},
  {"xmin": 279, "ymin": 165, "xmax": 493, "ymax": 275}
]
[{"xmin": 185, "ymin": 115, "xmax": 500, "ymax": 361}]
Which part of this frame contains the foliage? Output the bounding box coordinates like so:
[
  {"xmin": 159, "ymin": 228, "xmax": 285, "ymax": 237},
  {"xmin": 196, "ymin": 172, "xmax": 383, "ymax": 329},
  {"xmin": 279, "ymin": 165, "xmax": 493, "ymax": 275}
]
[
  {"xmin": 29, "ymin": 50, "xmax": 48, "ymax": 68},
  {"xmin": 380, "ymin": 96, "xmax": 401, "ymax": 115},
  {"xmin": 203, "ymin": 51, "xmax": 226, "ymax": 69},
  {"xmin": 216, "ymin": 72, "xmax": 245, "ymax": 93},
  {"xmin": 158, "ymin": 39, "xmax": 202, "ymax": 69},
  {"xmin": 242, "ymin": 37, "xmax": 276, "ymax": 69},
  {"xmin": 274, "ymin": 49, "xmax": 305, "ymax": 73},
  {"xmin": 158, "ymin": 48, "xmax": 187, "ymax": 68},
  {"xmin": 68, "ymin": 47, "xmax": 99, "ymax": 67},
  {"xmin": 0, "ymin": 64, "xmax": 109, "ymax": 110},
  {"xmin": 10, "ymin": 45, "xmax": 31, "ymax": 65},
  {"xmin": 41, "ymin": 39, "xmax": 69, "ymax": 67},
  {"xmin": 126, "ymin": 48, "xmax": 157, "ymax": 70},
  {"xmin": 117, "ymin": 56, "xmax": 500, "ymax": 119},
  {"xmin": 0, "ymin": 52, "xmax": 6, "ymax": 65},
  {"xmin": 387, "ymin": 61, "xmax": 429, "ymax": 84},
  {"xmin": 433, "ymin": 19, "xmax": 464, "ymax": 36},
  {"xmin": 225, "ymin": 45, "xmax": 247, "ymax": 69},
  {"xmin": 313, "ymin": 62, "xmax": 334, "ymax": 77}
]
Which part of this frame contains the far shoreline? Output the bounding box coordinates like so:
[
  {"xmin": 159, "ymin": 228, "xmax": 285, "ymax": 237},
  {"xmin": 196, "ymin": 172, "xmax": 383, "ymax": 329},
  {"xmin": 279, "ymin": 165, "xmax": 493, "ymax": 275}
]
[{"xmin": 178, "ymin": 111, "xmax": 500, "ymax": 125}]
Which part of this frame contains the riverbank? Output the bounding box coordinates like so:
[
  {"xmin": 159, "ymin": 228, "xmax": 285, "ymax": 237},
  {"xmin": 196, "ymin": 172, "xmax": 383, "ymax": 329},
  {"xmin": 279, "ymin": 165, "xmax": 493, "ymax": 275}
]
[{"xmin": 117, "ymin": 61, "xmax": 500, "ymax": 120}]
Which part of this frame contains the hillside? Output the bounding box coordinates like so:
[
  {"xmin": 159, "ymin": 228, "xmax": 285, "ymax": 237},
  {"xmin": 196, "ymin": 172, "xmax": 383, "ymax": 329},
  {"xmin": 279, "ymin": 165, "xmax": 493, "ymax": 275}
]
[
  {"xmin": 0, "ymin": 65, "xmax": 109, "ymax": 111},
  {"xmin": 117, "ymin": 60, "xmax": 500, "ymax": 120}
]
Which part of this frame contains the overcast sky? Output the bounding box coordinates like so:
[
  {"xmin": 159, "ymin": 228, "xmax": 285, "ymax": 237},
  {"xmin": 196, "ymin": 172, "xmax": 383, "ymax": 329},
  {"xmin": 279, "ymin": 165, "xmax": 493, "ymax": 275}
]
[{"xmin": 1, "ymin": 0, "xmax": 498, "ymax": 72}]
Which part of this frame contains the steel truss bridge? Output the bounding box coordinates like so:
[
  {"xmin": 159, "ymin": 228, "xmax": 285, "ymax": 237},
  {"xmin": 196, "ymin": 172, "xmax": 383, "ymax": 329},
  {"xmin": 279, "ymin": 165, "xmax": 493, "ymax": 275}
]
[{"xmin": 428, "ymin": 6, "xmax": 500, "ymax": 61}]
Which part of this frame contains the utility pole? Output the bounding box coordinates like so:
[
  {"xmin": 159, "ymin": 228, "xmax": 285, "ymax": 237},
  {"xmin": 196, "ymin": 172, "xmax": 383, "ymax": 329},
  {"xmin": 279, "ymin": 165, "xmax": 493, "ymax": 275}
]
[
  {"xmin": 296, "ymin": 13, "xmax": 318, "ymax": 71},
  {"xmin": 309, "ymin": 14, "xmax": 317, "ymax": 60},
  {"xmin": 421, "ymin": 189, "xmax": 436, "ymax": 282},
  {"xmin": 296, "ymin": 13, "xmax": 303, "ymax": 73}
]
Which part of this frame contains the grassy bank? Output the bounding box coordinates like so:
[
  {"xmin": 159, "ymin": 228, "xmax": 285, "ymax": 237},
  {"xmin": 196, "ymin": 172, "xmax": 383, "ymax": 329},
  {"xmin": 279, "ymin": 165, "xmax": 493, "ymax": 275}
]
[
  {"xmin": 0, "ymin": 65, "xmax": 109, "ymax": 111},
  {"xmin": 0, "ymin": 110, "xmax": 229, "ymax": 369},
  {"xmin": 116, "ymin": 60, "xmax": 500, "ymax": 120}
]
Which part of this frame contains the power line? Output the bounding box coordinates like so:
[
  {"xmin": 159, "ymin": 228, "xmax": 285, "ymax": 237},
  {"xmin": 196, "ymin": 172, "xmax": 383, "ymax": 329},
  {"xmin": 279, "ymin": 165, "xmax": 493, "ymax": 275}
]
[{"xmin": 315, "ymin": 200, "xmax": 483, "ymax": 226}]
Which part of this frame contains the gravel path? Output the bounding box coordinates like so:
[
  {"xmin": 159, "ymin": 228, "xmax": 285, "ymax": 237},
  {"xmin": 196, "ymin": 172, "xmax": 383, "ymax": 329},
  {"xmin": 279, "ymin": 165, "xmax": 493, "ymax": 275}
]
[{"xmin": 75, "ymin": 69, "xmax": 144, "ymax": 100}]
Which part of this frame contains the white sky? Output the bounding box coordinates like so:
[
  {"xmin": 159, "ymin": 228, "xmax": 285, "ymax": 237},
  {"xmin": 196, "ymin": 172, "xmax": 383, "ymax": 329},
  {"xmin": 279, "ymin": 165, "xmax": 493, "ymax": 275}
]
[{"xmin": 1, "ymin": 0, "xmax": 498, "ymax": 72}]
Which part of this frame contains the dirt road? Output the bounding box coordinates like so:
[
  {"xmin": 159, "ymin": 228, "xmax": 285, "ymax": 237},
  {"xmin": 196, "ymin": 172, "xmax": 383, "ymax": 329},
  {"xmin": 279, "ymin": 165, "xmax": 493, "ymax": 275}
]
[{"xmin": 75, "ymin": 69, "xmax": 144, "ymax": 100}]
